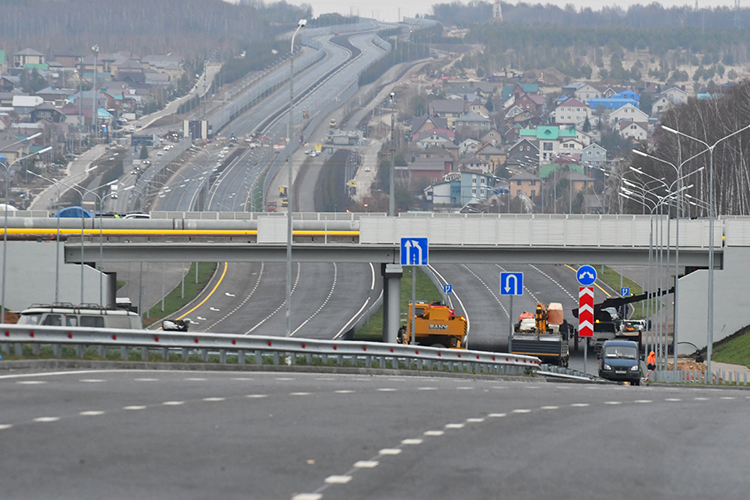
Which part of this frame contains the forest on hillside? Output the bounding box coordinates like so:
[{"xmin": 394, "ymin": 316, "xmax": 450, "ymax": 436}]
[{"xmin": 0, "ymin": 0, "xmax": 310, "ymax": 60}]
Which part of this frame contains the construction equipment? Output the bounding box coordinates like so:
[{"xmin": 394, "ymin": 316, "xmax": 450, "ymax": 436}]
[
  {"xmin": 510, "ymin": 302, "xmax": 570, "ymax": 367},
  {"xmin": 398, "ymin": 301, "xmax": 467, "ymax": 349}
]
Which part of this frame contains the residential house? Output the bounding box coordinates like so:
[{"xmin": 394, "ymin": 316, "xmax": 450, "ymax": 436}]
[
  {"xmin": 501, "ymin": 83, "xmax": 540, "ymax": 104},
  {"xmin": 411, "ymin": 115, "xmax": 448, "ymax": 136},
  {"xmin": 458, "ymin": 155, "xmax": 492, "ymax": 175},
  {"xmin": 428, "ymin": 99, "xmax": 466, "ymax": 129},
  {"xmin": 419, "ymin": 145, "xmax": 454, "ymax": 163},
  {"xmin": 413, "ymin": 129, "xmax": 455, "ymax": 149},
  {"xmin": 476, "ymin": 144, "xmax": 506, "ymax": 171},
  {"xmin": 514, "ymin": 93, "xmax": 544, "ymax": 115},
  {"xmin": 0, "ymin": 134, "xmax": 34, "ymax": 162},
  {"xmin": 115, "ymin": 60, "xmax": 146, "ymax": 84},
  {"xmin": 650, "ymin": 96, "xmax": 671, "ymax": 117},
  {"xmin": 13, "ymin": 49, "xmax": 46, "ymax": 69},
  {"xmin": 467, "ymin": 98, "xmax": 489, "ymax": 117},
  {"xmin": 574, "ymin": 84, "xmax": 602, "ymax": 103},
  {"xmin": 519, "ymin": 126, "xmax": 578, "ymax": 165},
  {"xmin": 661, "ymin": 86, "xmax": 689, "ymax": 105},
  {"xmin": 142, "ymin": 54, "xmax": 183, "ymax": 82},
  {"xmin": 458, "ymin": 138, "xmax": 481, "ymax": 155},
  {"xmin": 400, "ymin": 157, "xmax": 452, "ymax": 184},
  {"xmin": 562, "ymin": 81, "xmax": 588, "ymax": 97},
  {"xmin": 481, "ymin": 129, "xmax": 502, "ymax": 146},
  {"xmin": 0, "ymin": 75, "xmax": 19, "ymax": 92},
  {"xmin": 508, "ymin": 138, "xmax": 539, "ymax": 165},
  {"xmin": 587, "ymin": 90, "xmax": 640, "ymax": 111},
  {"xmin": 53, "ymin": 51, "xmax": 83, "ymax": 69},
  {"xmin": 12, "ymin": 95, "xmax": 43, "ymax": 115},
  {"xmin": 425, "ymin": 171, "xmax": 493, "ymax": 208},
  {"xmin": 509, "ymin": 170, "xmax": 541, "ymax": 200},
  {"xmin": 553, "ymin": 97, "xmax": 589, "ymax": 126},
  {"xmin": 559, "ymin": 138, "xmax": 584, "ymax": 156},
  {"xmin": 608, "ymin": 103, "xmax": 649, "ymax": 126},
  {"xmin": 455, "ymin": 112, "xmax": 491, "ymax": 134},
  {"xmin": 78, "ymin": 54, "xmax": 114, "ymax": 80},
  {"xmin": 567, "ymin": 170, "xmax": 595, "ymax": 194},
  {"xmin": 619, "ymin": 120, "xmax": 648, "ymax": 141},
  {"xmin": 582, "ymin": 194, "xmax": 604, "ymax": 214},
  {"xmin": 35, "ymin": 87, "xmax": 71, "ymax": 106},
  {"xmin": 31, "ymin": 102, "xmax": 64, "ymax": 123},
  {"xmin": 581, "ymin": 143, "xmax": 607, "ymax": 167}
]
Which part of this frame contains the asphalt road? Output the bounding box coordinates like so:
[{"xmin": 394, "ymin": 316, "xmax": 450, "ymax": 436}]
[{"xmin": 2, "ymin": 369, "xmax": 747, "ymax": 499}]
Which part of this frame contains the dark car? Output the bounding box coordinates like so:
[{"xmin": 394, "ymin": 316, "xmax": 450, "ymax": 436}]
[{"xmin": 598, "ymin": 340, "xmax": 641, "ymax": 385}]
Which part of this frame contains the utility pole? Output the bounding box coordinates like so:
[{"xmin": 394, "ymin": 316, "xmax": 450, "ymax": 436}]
[
  {"xmin": 91, "ymin": 44, "xmax": 99, "ymax": 142},
  {"xmin": 389, "ymin": 92, "xmax": 396, "ymax": 217}
]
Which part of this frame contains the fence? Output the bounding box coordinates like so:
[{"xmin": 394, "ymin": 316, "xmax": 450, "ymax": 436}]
[
  {"xmin": 0, "ymin": 325, "xmax": 540, "ymax": 376},
  {"xmin": 650, "ymin": 368, "xmax": 750, "ymax": 385}
]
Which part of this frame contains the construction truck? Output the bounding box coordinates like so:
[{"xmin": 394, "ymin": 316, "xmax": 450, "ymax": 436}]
[
  {"xmin": 510, "ymin": 302, "xmax": 570, "ymax": 367},
  {"xmin": 398, "ymin": 301, "xmax": 467, "ymax": 349}
]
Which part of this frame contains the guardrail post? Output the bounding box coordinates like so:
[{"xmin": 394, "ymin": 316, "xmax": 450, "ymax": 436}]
[
  {"xmin": 306, "ymin": 353, "xmax": 312, "ymax": 364},
  {"xmin": 76, "ymin": 344, "xmax": 83, "ymax": 358},
  {"xmin": 270, "ymin": 351, "xmax": 278, "ymax": 365},
  {"xmin": 437, "ymin": 359, "xmax": 443, "ymax": 371},
  {"xmin": 337, "ymin": 354, "xmax": 343, "ymax": 366},
  {"xmin": 121, "ymin": 346, "xmax": 128, "ymax": 360},
  {"xmin": 238, "ymin": 350, "xmax": 245, "ymax": 365},
  {"xmin": 255, "ymin": 350, "xmax": 262, "ymax": 365},
  {"xmin": 0, "ymin": 343, "xmax": 8, "ymax": 355},
  {"xmin": 220, "ymin": 349, "xmax": 227, "ymax": 364},
  {"xmin": 181, "ymin": 348, "xmax": 188, "ymax": 361},
  {"xmin": 96, "ymin": 345, "xmax": 104, "ymax": 358},
  {"xmin": 14, "ymin": 343, "xmax": 22, "ymax": 357},
  {"xmin": 322, "ymin": 354, "xmax": 328, "ymax": 365},
  {"xmin": 416, "ymin": 359, "xmax": 423, "ymax": 370},
  {"xmin": 290, "ymin": 353, "xmax": 296, "ymax": 365},
  {"xmin": 141, "ymin": 347, "xmax": 148, "ymax": 361},
  {"xmin": 161, "ymin": 348, "xmax": 169, "ymax": 361},
  {"xmin": 201, "ymin": 349, "xmax": 208, "ymax": 362},
  {"xmin": 31, "ymin": 344, "xmax": 40, "ymax": 356},
  {"xmin": 53, "ymin": 344, "xmax": 61, "ymax": 358},
  {"xmin": 365, "ymin": 355, "xmax": 372, "ymax": 368}
]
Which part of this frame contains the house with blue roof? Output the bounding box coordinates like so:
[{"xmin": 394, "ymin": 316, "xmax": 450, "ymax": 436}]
[{"xmin": 587, "ymin": 90, "xmax": 640, "ymax": 111}]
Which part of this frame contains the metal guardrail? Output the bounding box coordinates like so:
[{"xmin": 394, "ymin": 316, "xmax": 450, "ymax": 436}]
[
  {"xmin": 0, "ymin": 324, "xmax": 541, "ymax": 376},
  {"xmin": 540, "ymin": 363, "xmax": 599, "ymax": 380},
  {"xmin": 650, "ymin": 368, "xmax": 749, "ymax": 386}
]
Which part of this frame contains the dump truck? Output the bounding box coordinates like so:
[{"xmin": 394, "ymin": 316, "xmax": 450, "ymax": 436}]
[
  {"xmin": 510, "ymin": 302, "xmax": 570, "ymax": 366},
  {"xmin": 398, "ymin": 301, "xmax": 467, "ymax": 349}
]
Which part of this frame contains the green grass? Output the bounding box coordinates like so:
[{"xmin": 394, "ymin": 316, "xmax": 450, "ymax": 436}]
[
  {"xmin": 143, "ymin": 262, "xmax": 218, "ymax": 327},
  {"xmin": 712, "ymin": 325, "xmax": 750, "ymax": 368},
  {"xmin": 116, "ymin": 280, "xmax": 127, "ymax": 290},
  {"xmin": 354, "ymin": 267, "xmax": 443, "ymax": 342},
  {"xmin": 597, "ymin": 266, "xmax": 656, "ymax": 319}
]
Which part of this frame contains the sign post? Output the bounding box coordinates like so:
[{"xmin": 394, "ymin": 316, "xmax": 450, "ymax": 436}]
[
  {"xmin": 500, "ymin": 272, "xmax": 524, "ymax": 353},
  {"xmin": 576, "ymin": 265, "xmax": 597, "ymax": 375},
  {"xmin": 401, "ymin": 238, "xmax": 429, "ymax": 346}
]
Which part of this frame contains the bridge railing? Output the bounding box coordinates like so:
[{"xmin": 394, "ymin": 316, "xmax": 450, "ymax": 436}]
[{"xmin": 0, "ymin": 325, "xmax": 540, "ymax": 376}]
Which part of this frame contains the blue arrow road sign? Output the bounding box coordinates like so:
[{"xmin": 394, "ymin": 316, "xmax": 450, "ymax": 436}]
[
  {"xmin": 621, "ymin": 287, "xmax": 630, "ymax": 297},
  {"xmin": 400, "ymin": 237, "xmax": 429, "ymax": 266},
  {"xmin": 443, "ymin": 284, "xmax": 453, "ymax": 294},
  {"xmin": 577, "ymin": 265, "xmax": 597, "ymax": 286},
  {"xmin": 500, "ymin": 272, "xmax": 524, "ymax": 296}
]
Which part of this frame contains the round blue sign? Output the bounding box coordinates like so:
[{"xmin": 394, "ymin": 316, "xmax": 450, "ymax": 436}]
[{"xmin": 576, "ymin": 265, "xmax": 597, "ymax": 286}]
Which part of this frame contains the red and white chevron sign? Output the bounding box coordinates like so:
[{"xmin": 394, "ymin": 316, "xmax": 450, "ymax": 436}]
[{"xmin": 578, "ymin": 286, "xmax": 594, "ymax": 337}]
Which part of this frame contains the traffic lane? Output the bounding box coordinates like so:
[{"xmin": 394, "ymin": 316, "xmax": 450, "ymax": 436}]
[
  {"xmin": 196, "ymin": 262, "xmax": 264, "ymax": 333},
  {"xmin": 319, "ymin": 385, "xmax": 749, "ymax": 500},
  {"xmin": 294, "ymin": 262, "xmax": 379, "ymax": 339},
  {"xmin": 431, "ymin": 264, "xmax": 507, "ymax": 352},
  {"xmin": 3, "ymin": 371, "xmax": 746, "ymax": 499}
]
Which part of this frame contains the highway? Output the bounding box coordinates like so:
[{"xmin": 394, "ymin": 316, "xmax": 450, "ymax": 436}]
[{"xmin": 2, "ymin": 368, "xmax": 747, "ymax": 499}]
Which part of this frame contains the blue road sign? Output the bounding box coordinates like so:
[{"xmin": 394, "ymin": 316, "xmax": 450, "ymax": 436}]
[
  {"xmin": 621, "ymin": 287, "xmax": 630, "ymax": 297},
  {"xmin": 443, "ymin": 284, "xmax": 453, "ymax": 294},
  {"xmin": 500, "ymin": 272, "xmax": 524, "ymax": 296},
  {"xmin": 400, "ymin": 237, "xmax": 429, "ymax": 266},
  {"xmin": 577, "ymin": 265, "xmax": 597, "ymax": 286}
]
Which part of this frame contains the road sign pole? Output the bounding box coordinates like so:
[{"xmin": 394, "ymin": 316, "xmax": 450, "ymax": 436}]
[
  {"xmin": 509, "ymin": 295, "xmax": 513, "ymax": 354},
  {"xmin": 584, "ymin": 338, "xmax": 588, "ymax": 374},
  {"xmin": 411, "ymin": 266, "xmax": 417, "ymax": 345}
]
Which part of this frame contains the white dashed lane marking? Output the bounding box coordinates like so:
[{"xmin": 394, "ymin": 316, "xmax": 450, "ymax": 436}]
[
  {"xmin": 79, "ymin": 411, "xmax": 104, "ymax": 416},
  {"xmin": 402, "ymin": 438, "xmax": 423, "ymax": 445},
  {"xmin": 488, "ymin": 413, "xmax": 507, "ymax": 418},
  {"xmin": 123, "ymin": 406, "xmax": 146, "ymax": 411},
  {"xmin": 377, "ymin": 388, "xmax": 396, "ymax": 392},
  {"xmin": 290, "ymin": 392, "xmax": 311, "ymax": 396},
  {"xmin": 33, "ymin": 417, "xmax": 60, "ymax": 422},
  {"xmin": 634, "ymin": 400, "xmax": 652, "ymax": 404},
  {"xmin": 135, "ymin": 378, "xmax": 158, "ymax": 382},
  {"xmin": 424, "ymin": 430, "xmax": 444, "ymax": 436},
  {"xmin": 721, "ymin": 396, "xmax": 736, "ymax": 400},
  {"xmin": 379, "ymin": 449, "xmax": 401, "ymax": 455},
  {"xmin": 334, "ymin": 390, "xmax": 355, "ymax": 394},
  {"xmin": 466, "ymin": 418, "xmax": 485, "ymax": 423},
  {"xmin": 17, "ymin": 381, "xmax": 46, "ymax": 385},
  {"xmin": 445, "ymin": 423, "xmax": 465, "ymax": 429},
  {"xmin": 324, "ymin": 475, "xmax": 352, "ymax": 484},
  {"xmin": 541, "ymin": 406, "xmax": 559, "ymax": 410},
  {"xmin": 186, "ymin": 378, "xmax": 207, "ymax": 381},
  {"xmin": 665, "ymin": 398, "xmax": 682, "ymax": 402},
  {"xmin": 246, "ymin": 394, "xmax": 267, "ymax": 399},
  {"xmin": 695, "ymin": 397, "xmax": 709, "ymax": 401},
  {"xmin": 202, "ymin": 397, "xmax": 225, "ymax": 402},
  {"xmin": 163, "ymin": 401, "xmax": 184, "ymax": 406},
  {"xmin": 292, "ymin": 494, "xmax": 322, "ymax": 500},
  {"xmin": 418, "ymin": 387, "xmax": 437, "ymax": 391},
  {"xmin": 571, "ymin": 403, "xmax": 590, "ymax": 407},
  {"xmin": 80, "ymin": 379, "xmax": 105, "ymax": 383},
  {"xmin": 0, "ymin": 424, "xmax": 12, "ymax": 430},
  {"xmin": 604, "ymin": 401, "xmax": 622, "ymax": 405},
  {"xmin": 354, "ymin": 461, "xmax": 379, "ymax": 468},
  {"xmin": 513, "ymin": 409, "xmax": 531, "ymax": 413}
]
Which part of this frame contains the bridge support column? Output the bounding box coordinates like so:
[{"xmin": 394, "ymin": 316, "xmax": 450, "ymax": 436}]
[{"xmin": 382, "ymin": 263, "xmax": 403, "ymax": 344}]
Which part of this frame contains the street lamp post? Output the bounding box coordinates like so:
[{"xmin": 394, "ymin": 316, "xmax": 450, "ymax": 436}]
[
  {"xmin": 92, "ymin": 45, "xmax": 99, "ymax": 141},
  {"xmin": 661, "ymin": 122, "xmax": 750, "ymax": 374},
  {"xmin": 389, "ymin": 92, "xmax": 395, "ymax": 217},
  {"xmin": 0, "ymin": 145, "xmax": 52, "ymax": 322},
  {"xmin": 286, "ymin": 19, "xmax": 306, "ymax": 338}
]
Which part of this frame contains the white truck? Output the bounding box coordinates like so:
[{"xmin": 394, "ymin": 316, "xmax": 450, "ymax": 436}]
[{"xmin": 110, "ymin": 184, "xmax": 118, "ymax": 199}]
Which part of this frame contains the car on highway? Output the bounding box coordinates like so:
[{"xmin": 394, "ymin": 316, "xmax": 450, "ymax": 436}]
[
  {"xmin": 598, "ymin": 340, "xmax": 641, "ymax": 385},
  {"xmin": 365, "ymin": 167, "xmax": 371, "ymax": 172},
  {"xmin": 17, "ymin": 303, "xmax": 142, "ymax": 329},
  {"xmin": 124, "ymin": 212, "xmax": 151, "ymax": 220}
]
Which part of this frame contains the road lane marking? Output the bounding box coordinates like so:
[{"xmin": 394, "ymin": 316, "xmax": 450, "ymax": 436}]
[
  {"xmin": 123, "ymin": 406, "xmax": 146, "ymax": 411},
  {"xmin": 292, "ymin": 495, "xmax": 322, "ymax": 500},
  {"xmin": 424, "ymin": 430, "xmax": 444, "ymax": 436},
  {"xmin": 277, "ymin": 377, "xmax": 295, "ymax": 381},
  {"xmin": 541, "ymin": 406, "xmax": 560, "ymax": 410},
  {"xmin": 80, "ymin": 379, "xmax": 105, "ymax": 383},
  {"xmin": 694, "ymin": 397, "xmax": 709, "ymax": 400},
  {"xmin": 513, "ymin": 409, "xmax": 532, "ymax": 413},
  {"xmin": 334, "ymin": 390, "xmax": 355, "ymax": 394},
  {"xmin": 488, "ymin": 413, "xmax": 507, "ymax": 418},
  {"xmin": 290, "ymin": 392, "xmax": 310, "ymax": 396},
  {"xmin": 79, "ymin": 411, "xmax": 105, "ymax": 416},
  {"xmin": 721, "ymin": 396, "xmax": 736, "ymax": 400},
  {"xmin": 634, "ymin": 400, "xmax": 652, "ymax": 404},
  {"xmin": 377, "ymin": 388, "xmax": 396, "ymax": 392},
  {"xmin": 354, "ymin": 461, "xmax": 379, "ymax": 468},
  {"xmin": 163, "ymin": 401, "xmax": 184, "ymax": 406},
  {"xmin": 466, "ymin": 418, "xmax": 485, "ymax": 423},
  {"xmin": 418, "ymin": 387, "xmax": 437, "ymax": 390},
  {"xmin": 445, "ymin": 423, "xmax": 464, "ymax": 429},
  {"xmin": 186, "ymin": 378, "xmax": 207, "ymax": 381},
  {"xmin": 246, "ymin": 394, "xmax": 267, "ymax": 399},
  {"xmin": 231, "ymin": 378, "xmax": 253, "ymax": 381},
  {"xmin": 456, "ymin": 387, "xmax": 473, "ymax": 390},
  {"xmin": 202, "ymin": 397, "xmax": 225, "ymax": 402},
  {"xmin": 571, "ymin": 403, "xmax": 590, "ymax": 407},
  {"xmin": 604, "ymin": 402, "xmax": 622, "ymax": 405},
  {"xmin": 17, "ymin": 381, "xmax": 46, "ymax": 385},
  {"xmin": 665, "ymin": 398, "xmax": 682, "ymax": 402},
  {"xmin": 0, "ymin": 424, "xmax": 12, "ymax": 430},
  {"xmin": 325, "ymin": 475, "xmax": 352, "ymax": 484},
  {"xmin": 175, "ymin": 262, "xmax": 228, "ymax": 321},
  {"xmin": 34, "ymin": 417, "xmax": 60, "ymax": 422},
  {"xmin": 402, "ymin": 438, "xmax": 423, "ymax": 445},
  {"xmin": 135, "ymin": 378, "xmax": 158, "ymax": 382},
  {"xmin": 379, "ymin": 449, "xmax": 401, "ymax": 455}
]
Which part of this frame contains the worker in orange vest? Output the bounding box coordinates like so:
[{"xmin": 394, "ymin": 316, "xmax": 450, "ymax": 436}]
[{"xmin": 646, "ymin": 350, "xmax": 656, "ymax": 380}]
